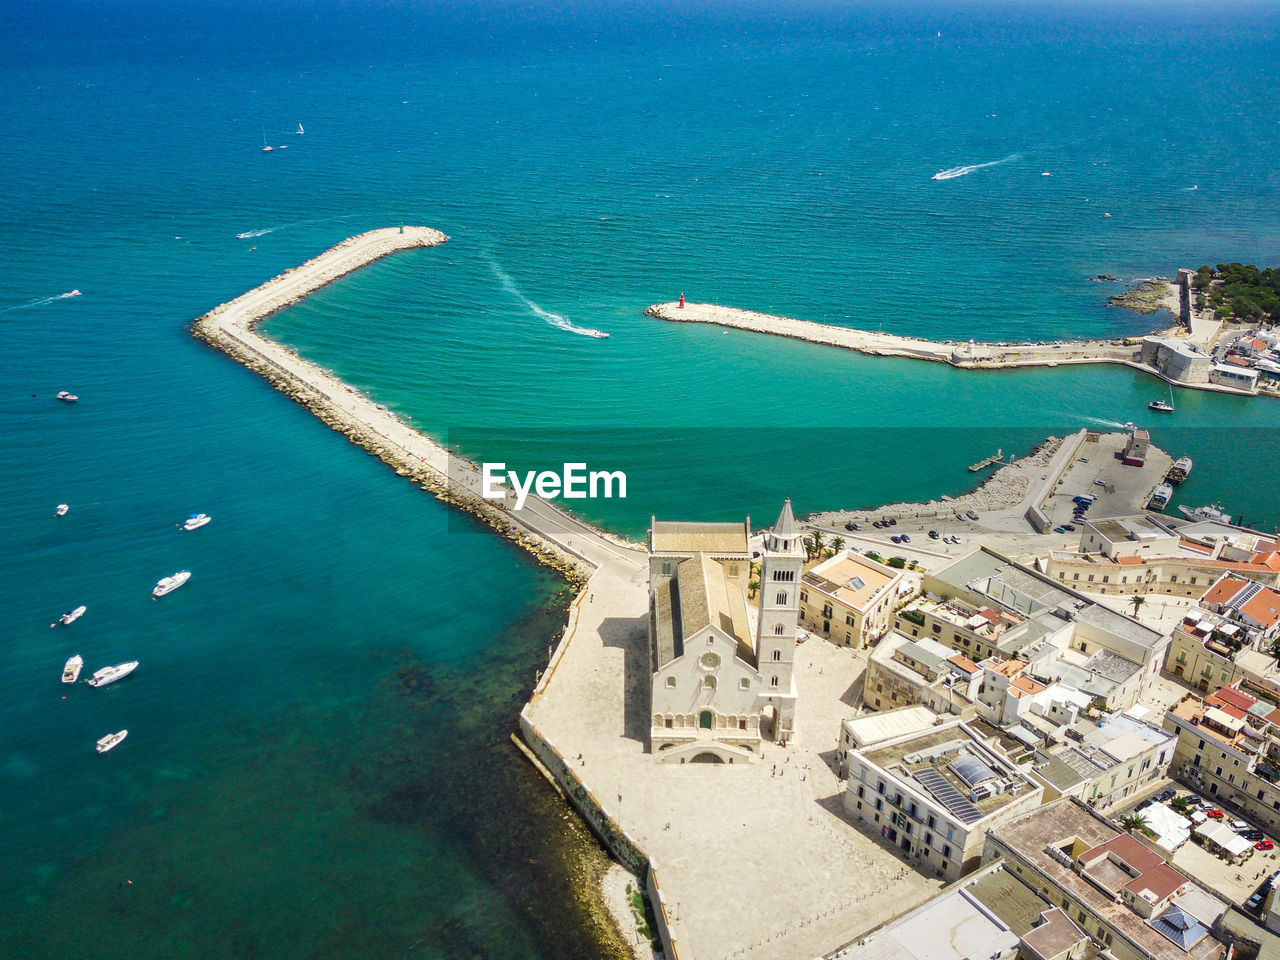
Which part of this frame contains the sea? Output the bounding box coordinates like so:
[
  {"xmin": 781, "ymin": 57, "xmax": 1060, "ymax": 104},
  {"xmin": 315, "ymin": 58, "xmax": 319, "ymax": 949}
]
[{"xmin": 2, "ymin": 1, "xmax": 1279, "ymax": 957}]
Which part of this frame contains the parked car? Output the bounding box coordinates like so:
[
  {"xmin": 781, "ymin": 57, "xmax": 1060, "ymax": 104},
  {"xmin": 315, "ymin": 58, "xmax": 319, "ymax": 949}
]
[
  {"xmin": 900, "ymin": 534, "xmax": 911, "ymax": 543},
  {"xmin": 1244, "ymin": 830, "xmax": 1266, "ymax": 841},
  {"xmin": 1208, "ymin": 808, "xmax": 1225, "ymax": 819},
  {"xmin": 965, "ymin": 510, "xmax": 979, "ymax": 521},
  {"xmin": 928, "ymin": 530, "xmax": 939, "ymax": 539},
  {"xmin": 1248, "ymin": 892, "xmax": 1264, "ymax": 910},
  {"xmin": 890, "ymin": 535, "xmax": 902, "ymax": 544},
  {"xmin": 796, "ymin": 630, "xmax": 809, "ymax": 643},
  {"xmin": 1259, "ymin": 840, "xmax": 1275, "ymax": 851},
  {"xmin": 1232, "ymin": 820, "xmax": 1251, "ymax": 832},
  {"xmin": 888, "ymin": 518, "xmax": 897, "ymax": 526},
  {"xmin": 1156, "ymin": 789, "xmax": 1176, "ymax": 803},
  {"xmin": 845, "ymin": 522, "xmax": 857, "ymax": 531},
  {"xmin": 1093, "ymin": 479, "xmax": 1108, "ymax": 487},
  {"xmin": 1054, "ymin": 525, "xmax": 1068, "ymax": 533},
  {"xmin": 1063, "ymin": 524, "xmax": 1076, "ymax": 532}
]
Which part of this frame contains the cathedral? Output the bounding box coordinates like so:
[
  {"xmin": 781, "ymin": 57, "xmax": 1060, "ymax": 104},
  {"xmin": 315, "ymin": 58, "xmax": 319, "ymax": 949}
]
[{"xmin": 648, "ymin": 500, "xmax": 803, "ymax": 763}]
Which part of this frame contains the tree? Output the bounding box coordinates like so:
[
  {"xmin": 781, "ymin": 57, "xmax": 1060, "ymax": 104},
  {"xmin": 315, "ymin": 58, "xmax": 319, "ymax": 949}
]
[
  {"xmin": 1130, "ymin": 595, "xmax": 1146, "ymax": 618},
  {"xmin": 1169, "ymin": 796, "xmax": 1191, "ymax": 814},
  {"xmin": 832, "ymin": 536, "xmax": 846, "ymax": 554},
  {"xmin": 1120, "ymin": 813, "xmax": 1150, "ymax": 834},
  {"xmin": 748, "ymin": 577, "xmax": 760, "ymax": 599}
]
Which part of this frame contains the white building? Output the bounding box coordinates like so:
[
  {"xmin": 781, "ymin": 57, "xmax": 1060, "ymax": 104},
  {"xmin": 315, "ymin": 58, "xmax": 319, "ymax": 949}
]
[{"xmin": 649, "ymin": 500, "xmax": 803, "ymax": 763}]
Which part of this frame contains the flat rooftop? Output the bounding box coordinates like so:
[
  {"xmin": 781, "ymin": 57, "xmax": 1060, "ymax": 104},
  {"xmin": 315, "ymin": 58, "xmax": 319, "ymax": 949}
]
[
  {"xmin": 990, "ymin": 800, "xmax": 1227, "ymax": 960},
  {"xmin": 804, "ymin": 553, "xmax": 895, "ymax": 610}
]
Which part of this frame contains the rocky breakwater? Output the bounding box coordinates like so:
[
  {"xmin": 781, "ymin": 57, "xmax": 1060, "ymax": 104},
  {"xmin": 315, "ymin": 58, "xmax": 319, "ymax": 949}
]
[
  {"xmin": 191, "ymin": 227, "xmax": 595, "ymax": 585},
  {"xmin": 645, "ymin": 301, "xmax": 1143, "ymax": 371}
]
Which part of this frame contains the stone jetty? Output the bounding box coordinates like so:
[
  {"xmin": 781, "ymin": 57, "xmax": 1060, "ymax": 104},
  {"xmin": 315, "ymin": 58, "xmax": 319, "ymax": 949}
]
[
  {"xmin": 644, "ymin": 300, "xmax": 1265, "ymax": 397},
  {"xmin": 192, "ymin": 227, "xmax": 641, "ymax": 582}
]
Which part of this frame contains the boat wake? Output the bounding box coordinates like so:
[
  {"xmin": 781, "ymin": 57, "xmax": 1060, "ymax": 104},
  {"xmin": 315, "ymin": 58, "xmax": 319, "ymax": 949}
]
[
  {"xmin": 487, "ymin": 259, "xmax": 609, "ymax": 339},
  {"xmin": 0, "ymin": 289, "xmax": 82, "ymax": 313},
  {"xmin": 1079, "ymin": 415, "xmax": 1130, "ymax": 429},
  {"xmin": 236, "ymin": 228, "xmax": 273, "ymax": 239},
  {"xmin": 931, "ymin": 154, "xmax": 1020, "ymax": 181}
]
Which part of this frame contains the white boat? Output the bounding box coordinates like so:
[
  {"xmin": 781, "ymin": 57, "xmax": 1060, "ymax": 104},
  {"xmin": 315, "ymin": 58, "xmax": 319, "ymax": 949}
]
[
  {"xmin": 182, "ymin": 513, "xmax": 212, "ymax": 531},
  {"xmin": 62, "ymin": 654, "xmax": 83, "ymax": 683},
  {"xmin": 296, "ymin": 123, "xmax": 304, "ymax": 135},
  {"xmin": 54, "ymin": 503, "xmax": 69, "ymax": 517},
  {"xmin": 1148, "ymin": 400, "xmax": 1174, "ymax": 412},
  {"xmin": 1179, "ymin": 503, "xmax": 1233, "ymax": 525},
  {"xmin": 1148, "ymin": 483, "xmax": 1173, "ymax": 511},
  {"xmin": 87, "ymin": 661, "xmax": 138, "ymax": 688},
  {"xmin": 153, "ymin": 570, "xmax": 191, "ymax": 597},
  {"xmin": 1167, "ymin": 457, "xmax": 1193, "ymax": 485},
  {"xmin": 96, "ymin": 730, "xmax": 128, "ymax": 753},
  {"xmin": 56, "ymin": 391, "xmax": 78, "ymax": 402},
  {"xmin": 261, "ymin": 127, "xmax": 273, "ymax": 153},
  {"xmin": 52, "ymin": 605, "xmax": 87, "ymax": 628}
]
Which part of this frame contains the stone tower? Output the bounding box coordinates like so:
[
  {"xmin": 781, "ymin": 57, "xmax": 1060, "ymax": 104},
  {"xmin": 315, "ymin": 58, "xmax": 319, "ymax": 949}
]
[{"xmin": 755, "ymin": 499, "xmax": 804, "ymax": 741}]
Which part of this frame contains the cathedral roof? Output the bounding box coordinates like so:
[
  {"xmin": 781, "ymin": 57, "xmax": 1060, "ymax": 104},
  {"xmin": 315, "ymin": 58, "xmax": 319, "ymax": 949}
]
[
  {"xmin": 652, "ymin": 553, "xmax": 752, "ymax": 668},
  {"xmin": 650, "ymin": 519, "xmax": 750, "ymax": 556},
  {"xmin": 773, "ymin": 499, "xmax": 800, "ymax": 540}
]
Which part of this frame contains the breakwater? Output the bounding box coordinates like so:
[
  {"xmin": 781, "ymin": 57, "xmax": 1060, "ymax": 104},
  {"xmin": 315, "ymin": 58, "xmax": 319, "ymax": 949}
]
[
  {"xmin": 192, "ymin": 227, "xmax": 626, "ymax": 584},
  {"xmin": 644, "ymin": 301, "xmax": 1265, "ymax": 397}
]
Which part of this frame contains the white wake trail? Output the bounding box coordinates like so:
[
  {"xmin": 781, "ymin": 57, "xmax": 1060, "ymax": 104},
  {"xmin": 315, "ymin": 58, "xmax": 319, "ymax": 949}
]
[
  {"xmin": 487, "ymin": 259, "xmax": 609, "ymax": 339},
  {"xmin": 0, "ymin": 289, "xmax": 81, "ymax": 313},
  {"xmin": 931, "ymin": 154, "xmax": 1021, "ymax": 181}
]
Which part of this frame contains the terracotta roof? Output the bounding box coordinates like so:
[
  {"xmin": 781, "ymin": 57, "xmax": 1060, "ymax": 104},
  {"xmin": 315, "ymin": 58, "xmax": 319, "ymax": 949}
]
[
  {"xmin": 949, "ymin": 653, "xmax": 980, "ymax": 673},
  {"xmin": 1203, "ymin": 577, "xmax": 1249, "ymax": 606},
  {"xmin": 1208, "ymin": 686, "xmax": 1257, "ymax": 712},
  {"xmin": 1011, "ymin": 676, "xmax": 1047, "ymax": 697},
  {"xmin": 1239, "ymin": 588, "xmax": 1280, "ymax": 628},
  {"xmin": 1130, "ymin": 862, "xmax": 1190, "ymax": 904},
  {"xmin": 1080, "ymin": 834, "xmax": 1188, "ymax": 904},
  {"xmin": 989, "ymin": 658, "xmax": 1029, "ymax": 678}
]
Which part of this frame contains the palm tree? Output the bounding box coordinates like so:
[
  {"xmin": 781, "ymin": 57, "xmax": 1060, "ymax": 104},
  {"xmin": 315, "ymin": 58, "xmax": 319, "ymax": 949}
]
[
  {"xmin": 748, "ymin": 577, "xmax": 760, "ymax": 599},
  {"xmin": 1130, "ymin": 594, "xmax": 1146, "ymax": 618},
  {"xmin": 832, "ymin": 536, "xmax": 846, "ymax": 554},
  {"xmin": 1169, "ymin": 796, "xmax": 1191, "ymax": 815},
  {"xmin": 1120, "ymin": 813, "xmax": 1150, "ymax": 834},
  {"xmin": 810, "ymin": 531, "xmax": 825, "ymax": 559}
]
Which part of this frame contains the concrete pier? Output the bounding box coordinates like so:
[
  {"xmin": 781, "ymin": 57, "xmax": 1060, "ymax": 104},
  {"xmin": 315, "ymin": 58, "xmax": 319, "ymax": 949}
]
[
  {"xmin": 192, "ymin": 228, "xmax": 643, "ymax": 582},
  {"xmin": 645, "ymin": 301, "xmax": 1266, "ymax": 397}
]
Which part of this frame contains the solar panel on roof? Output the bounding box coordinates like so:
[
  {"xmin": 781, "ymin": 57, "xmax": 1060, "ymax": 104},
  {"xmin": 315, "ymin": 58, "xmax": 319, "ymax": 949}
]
[{"xmin": 913, "ymin": 767, "xmax": 983, "ymax": 824}]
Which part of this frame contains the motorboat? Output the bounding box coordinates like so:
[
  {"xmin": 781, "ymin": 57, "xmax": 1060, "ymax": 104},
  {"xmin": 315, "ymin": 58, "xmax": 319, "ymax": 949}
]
[
  {"xmin": 1148, "ymin": 400, "xmax": 1174, "ymax": 412},
  {"xmin": 52, "ymin": 605, "xmax": 86, "ymax": 628},
  {"xmin": 1148, "ymin": 483, "xmax": 1173, "ymax": 511},
  {"xmin": 1166, "ymin": 457, "xmax": 1193, "ymax": 485},
  {"xmin": 182, "ymin": 513, "xmax": 211, "ymax": 531},
  {"xmin": 153, "ymin": 570, "xmax": 191, "ymax": 597},
  {"xmin": 96, "ymin": 730, "xmax": 128, "ymax": 754},
  {"xmin": 62, "ymin": 654, "xmax": 83, "ymax": 683},
  {"xmin": 54, "ymin": 504, "xmax": 69, "ymax": 517},
  {"xmin": 1179, "ymin": 503, "xmax": 1233, "ymax": 525},
  {"xmin": 56, "ymin": 391, "xmax": 78, "ymax": 403},
  {"xmin": 87, "ymin": 661, "xmax": 139, "ymax": 688}
]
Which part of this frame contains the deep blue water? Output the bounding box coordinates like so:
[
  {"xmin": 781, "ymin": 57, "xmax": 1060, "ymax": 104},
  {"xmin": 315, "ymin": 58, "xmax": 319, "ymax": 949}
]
[{"xmin": 2, "ymin": 1, "xmax": 1280, "ymax": 957}]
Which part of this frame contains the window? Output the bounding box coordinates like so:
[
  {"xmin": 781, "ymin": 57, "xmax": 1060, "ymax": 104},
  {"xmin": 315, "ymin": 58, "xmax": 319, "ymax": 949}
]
[
  {"xmin": 776, "ymin": 591, "xmax": 787, "ymax": 605},
  {"xmin": 877, "ymin": 782, "xmax": 885, "ymax": 795},
  {"xmin": 665, "ymin": 677, "xmax": 676, "ymax": 688},
  {"xmin": 800, "ymin": 591, "xmax": 808, "ymax": 602},
  {"xmin": 822, "ymin": 605, "xmax": 833, "ymax": 619},
  {"xmin": 704, "ymin": 676, "xmax": 716, "ymax": 689},
  {"xmin": 772, "ymin": 569, "xmax": 794, "ymax": 582},
  {"xmin": 774, "ymin": 623, "xmax": 784, "ymax": 635},
  {"xmin": 699, "ymin": 711, "xmax": 713, "ymax": 729},
  {"xmin": 770, "ymin": 676, "xmax": 779, "ymax": 688},
  {"xmin": 738, "ymin": 719, "xmax": 747, "ymax": 730},
  {"xmin": 739, "ymin": 678, "xmax": 750, "ymax": 690},
  {"xmin": 942, "ymin": 844, "xmax": 951, "ymax": 859},
  {"xmin": 772, "ymin": 650, "xmax": 781, "ymax": 661},
  {"xmin": 664, "ymin": 718, "xmax": 672, "ymax": 728},
  {"xmin": 927, "ymin": 815, "xmax": 936, "ymax": 829},
  {"xmin": 1170, "ymin": 575, "xmax": 1178, "ymax": 583},
  {"xmin": 728, "ymin": 565, "xmax": 739, "ymax": 578},
  {"xmin": 1073, "ymin": 573, "xmax": 1079, "ymax": 580},
  {"xmin": 846, "ymin": 614, "xmax": 855, "ymax": 626}
]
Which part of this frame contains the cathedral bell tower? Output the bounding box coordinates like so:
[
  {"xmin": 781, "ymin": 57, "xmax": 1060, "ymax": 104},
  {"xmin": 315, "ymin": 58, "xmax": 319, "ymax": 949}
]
[{"xmin": 755, "ymin": 499, "xmax": 804, "ymax": 740}]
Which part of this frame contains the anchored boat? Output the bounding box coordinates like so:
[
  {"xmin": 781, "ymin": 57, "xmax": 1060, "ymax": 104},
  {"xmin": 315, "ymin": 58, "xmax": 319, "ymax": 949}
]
[
  {"xmin": 54, "ymin": 503, "xmax": 69, "ymax": 517},
  {"xmin": 1166, "ymin": 457, "xmax": 1193, "ymax": 485},
  {"xmin": 96, "ymin": 730, "xmax": 128, "ymax": 754},
  {"xmin": 62, "ymin": 654, "xmax": 83, "ymax": 683},
  {"xmin": 153, "ymin": 570, "xmax": 191, "ymax": 597},
  {"xmin": 56, "ymin": 391, "xmax": 78, "ymax": 403},
  {"xmin": 1148, "ymin": 483, "xmax": 1173, "ymax": 511},
  {"xmin": 1179, "ymin": 503, "xmax": 1233, "ymax": 524},
  {"xmin": 87, "ymin": 661, "xmax": 139, "ymax": 688},
  {"xmin": 52, "ymin": 605, "xmax": 86, "ymax": 628},
  {"xmin": 182, "ymin": 513, "xmax": 211, "ymax": 531}
]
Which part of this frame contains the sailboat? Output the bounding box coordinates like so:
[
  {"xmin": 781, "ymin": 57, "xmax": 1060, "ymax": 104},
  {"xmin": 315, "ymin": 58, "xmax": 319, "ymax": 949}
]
[
  {"xmin": 261, "ymin": 127, "xmax": 274, "ymax": 153},
  {"xmin": 295, "ymin": 123, "xmax": 304, "ymax": 135}
]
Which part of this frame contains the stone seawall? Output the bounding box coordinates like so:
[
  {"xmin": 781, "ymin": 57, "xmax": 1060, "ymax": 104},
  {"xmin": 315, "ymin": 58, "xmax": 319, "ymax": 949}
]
[{"xmin": 191, "ymin": 227, "xmax": 597, "ymax": 584}]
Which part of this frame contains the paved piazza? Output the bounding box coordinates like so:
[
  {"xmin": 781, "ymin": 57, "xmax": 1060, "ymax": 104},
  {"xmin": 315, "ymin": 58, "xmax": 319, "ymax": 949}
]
[{"xmin": 524, "ymin": 559, "xmax": 943, "ymax": 960}]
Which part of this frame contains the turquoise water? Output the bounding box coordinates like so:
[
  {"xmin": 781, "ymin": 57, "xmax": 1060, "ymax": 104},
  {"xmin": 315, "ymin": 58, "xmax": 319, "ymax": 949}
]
[{"xmin": 2, "ymin": 1, "xmax": 1280, "ymax": 957}]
